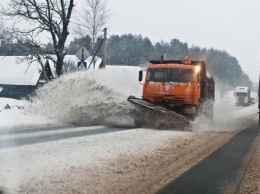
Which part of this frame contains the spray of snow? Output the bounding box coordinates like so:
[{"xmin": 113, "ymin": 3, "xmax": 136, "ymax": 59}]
[
  {"xmin": 192, "ymin": 90, "xmax": 258, "ymax": 132},
  {"xmin": 31, "ymin": 69, "xmax": 137, "ymax": 127}
]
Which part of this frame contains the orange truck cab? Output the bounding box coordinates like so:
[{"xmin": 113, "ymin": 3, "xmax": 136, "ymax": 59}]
[{"xmin": 139, "ymin": 59, "xmax": 215, "ymax": 120}]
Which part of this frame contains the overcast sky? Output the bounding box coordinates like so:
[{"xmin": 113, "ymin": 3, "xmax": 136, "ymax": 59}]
[
  {"xmin": 1, "ymin": 0, "xmax": 259, "ymax": 82},
  {"xmin": 104, "ymin": 0, "xmax": 260, "ymax": 82}
]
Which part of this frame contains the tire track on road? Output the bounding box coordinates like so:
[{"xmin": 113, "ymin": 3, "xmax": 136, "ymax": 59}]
[{"xmin": 0, "ymin": 125, "xmax": 135, "ymax": 149}]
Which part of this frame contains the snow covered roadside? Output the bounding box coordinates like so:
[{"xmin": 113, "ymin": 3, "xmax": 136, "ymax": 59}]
[
  {"xmin": 0, "ymin": 98, "xmax": 59, "ymax": 129},
  {"xmin": 239, "ymin": 129, "xmax": 260, "ymax": 194}
]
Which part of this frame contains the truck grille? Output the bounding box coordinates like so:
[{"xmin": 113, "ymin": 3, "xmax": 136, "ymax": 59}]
[{"xmin": 154, "ymin": 96, "xmax": 187, "ymax": 104}]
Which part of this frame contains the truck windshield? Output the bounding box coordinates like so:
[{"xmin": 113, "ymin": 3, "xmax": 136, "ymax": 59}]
[{"xmin": 148, "ymin": 69, "xmax": 194, "ymax": 83}]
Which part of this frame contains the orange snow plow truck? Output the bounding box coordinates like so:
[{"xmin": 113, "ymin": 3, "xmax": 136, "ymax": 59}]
[{"xmin": 128, "ymin": 57, "xmax": 215, "ymax": 126}]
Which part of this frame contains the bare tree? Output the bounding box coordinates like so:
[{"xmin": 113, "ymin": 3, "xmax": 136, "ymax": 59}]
[
  {"xmin": 2, "ymin": 0, "xmax": 75, "ymax": 77},
  {"xmin": 74, "ymin": 0, "xmax": 110, "ymax": 55},
  {"xmin": 0, "ymin": 14, "xmax": 9, "ymax": 43},
  {"xmin": 0, "ymin": 20, "xmax": 5, "ymax": 40}
]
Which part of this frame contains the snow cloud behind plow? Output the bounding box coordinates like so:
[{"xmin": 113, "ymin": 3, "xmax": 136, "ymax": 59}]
[{"xmin": 32, "ymin": 70, "xmax": 135, "ymax": 127}]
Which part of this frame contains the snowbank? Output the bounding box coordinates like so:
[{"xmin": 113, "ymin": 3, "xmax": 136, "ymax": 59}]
[
  {"xmin": 0, "ymin": 98, "xmax": 57, "ymax": 128},
  {"xmin": 30, "ymin": 66, "xmax": 142, "ymax": 126}
]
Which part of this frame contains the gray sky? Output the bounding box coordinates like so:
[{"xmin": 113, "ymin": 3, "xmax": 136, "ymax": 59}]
[
  {"xmin": 105, "ymin": 0, "xmax": 260, "ymax": 82},
  {"xmin": 1, "ymin": 0, "xmax": 259, "ymax": 82}
]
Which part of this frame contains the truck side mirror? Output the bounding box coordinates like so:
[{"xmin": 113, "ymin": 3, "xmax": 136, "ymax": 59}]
[{"xmin": 139, "ymin": 70, "xmax": 143, "ymax": 82}]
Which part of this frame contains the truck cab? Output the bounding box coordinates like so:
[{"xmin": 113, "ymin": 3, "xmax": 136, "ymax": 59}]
[
  {"xmin": 139, "ymin": 59, "xmax": 215, "ymax": 120},
  {"xmin": 235, "ymin": 86, "xmax": 251, "ymax": 106}
]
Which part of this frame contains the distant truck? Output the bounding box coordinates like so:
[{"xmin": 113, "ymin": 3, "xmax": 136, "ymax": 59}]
[{"xmin": 235, "ymin": 86, "xmax": 251, "ymax": 106}]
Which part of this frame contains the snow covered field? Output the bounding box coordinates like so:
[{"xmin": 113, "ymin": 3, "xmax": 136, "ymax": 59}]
[{"xmin": 0, "ymin": 66, "xmax": 259, "ymax": 193}]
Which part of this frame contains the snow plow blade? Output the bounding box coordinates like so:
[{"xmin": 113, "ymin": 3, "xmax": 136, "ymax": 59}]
[{"xmin": 127, "ymin": 96, "xmax": 191, "ymax": 130}]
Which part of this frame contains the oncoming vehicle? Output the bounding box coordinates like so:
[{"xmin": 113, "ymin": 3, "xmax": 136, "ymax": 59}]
[{"xmin": 235, "ymin": 86, "xmax": 251, "ymax": 106}]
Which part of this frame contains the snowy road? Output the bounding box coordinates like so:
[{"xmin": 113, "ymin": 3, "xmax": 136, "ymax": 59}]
[
  {"xmin": 1, "ymin": 124, "xmax": 195, "ymax": 193},
  {"xmin": 0, "ymin": 109, "xmax": 258, "ymax": 194},
  {"xmin": 0, "ymin": 124, "xmax": 228, "ymax": 193}
]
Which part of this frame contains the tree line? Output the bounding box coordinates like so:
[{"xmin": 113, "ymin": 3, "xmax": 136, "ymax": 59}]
[{"xmin": 66, "ymin": 34, "xmax": 253, "ymax": 96}]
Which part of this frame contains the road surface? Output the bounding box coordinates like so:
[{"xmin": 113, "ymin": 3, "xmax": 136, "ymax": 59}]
[{"xmin": 0, "ymin": 108, "xmax": 259, "ymax": 194}]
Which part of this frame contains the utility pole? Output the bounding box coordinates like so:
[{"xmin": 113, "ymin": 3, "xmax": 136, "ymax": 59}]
[{"xmin": 101, "ymin": 28, "xmax": 107, "ymax": 68}]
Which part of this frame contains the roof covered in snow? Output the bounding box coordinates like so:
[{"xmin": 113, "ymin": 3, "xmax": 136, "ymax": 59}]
[
  {"xmin": 235, "ymin": 86, "xmax": 250, "ymax": 93},
  {"xmin": 0, "ymin": 55, "xmax": 102, "ymax": 86},
  {"xmin": 0, "ymin": 56, "xmax": 42, "ymax": 86}
]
